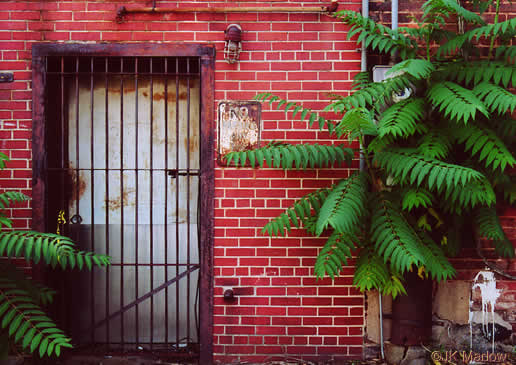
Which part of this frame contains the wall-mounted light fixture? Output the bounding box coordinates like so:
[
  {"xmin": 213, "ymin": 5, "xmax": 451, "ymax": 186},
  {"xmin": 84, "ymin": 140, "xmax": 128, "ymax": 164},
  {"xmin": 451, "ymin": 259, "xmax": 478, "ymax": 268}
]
[{"xmin": 224, "ymin": 24, "xmax": 242, "ymax": 64}]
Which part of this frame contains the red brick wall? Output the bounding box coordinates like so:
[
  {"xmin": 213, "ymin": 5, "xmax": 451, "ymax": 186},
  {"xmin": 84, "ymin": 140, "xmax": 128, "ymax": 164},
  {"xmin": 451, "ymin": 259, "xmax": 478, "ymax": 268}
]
[
  {"xmin": 1, "ymin": 0, "xmax": 514, "ymax": 362},
  {"xmin": 0, "ymin": 0, "xmax": 365, "ymax": 363}
]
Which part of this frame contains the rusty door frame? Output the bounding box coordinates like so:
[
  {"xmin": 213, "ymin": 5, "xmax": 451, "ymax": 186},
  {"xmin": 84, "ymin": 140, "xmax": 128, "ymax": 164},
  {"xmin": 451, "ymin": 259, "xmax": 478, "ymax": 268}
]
[{"xmin": 32, "ymin": 43, "xmax": 215, "ymax": 364}]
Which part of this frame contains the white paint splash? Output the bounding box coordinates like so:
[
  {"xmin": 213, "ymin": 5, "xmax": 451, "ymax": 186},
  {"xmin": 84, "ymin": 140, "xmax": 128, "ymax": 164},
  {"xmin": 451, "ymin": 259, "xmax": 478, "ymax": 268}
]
[{"xmin": 469, "ymin": 271, "xmax": 502, "ymax": 352}]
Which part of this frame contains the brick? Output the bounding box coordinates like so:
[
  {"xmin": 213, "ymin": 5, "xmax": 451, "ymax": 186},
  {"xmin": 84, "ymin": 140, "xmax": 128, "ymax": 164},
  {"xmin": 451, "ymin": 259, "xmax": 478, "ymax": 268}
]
[
  {"xmin": 302, "ymin": 297, "xmax": 332, "ymax": 306},
  {"xmin": 334, "ymin": 317, "xmax": 363, "ymax": 326},
  {"xmin": 258, "ymin": 32, "xmax": 288, "ymax": 41},
  {"xmin": 255, "ymin": 345, "xmax": 284, "ymax": 354},
  {"xmin": 214, "ymin": 316, "xmax": 240, "ymax": 325},
  {"xmin": 287, "ymin": 327, "xmax": 316, "ymax": 335},
  {"xmin": 256, "ymin": 326, "xmax": 286, "ymax": 335},
  {"xmin": 289, "ymin": 32, "xmax": 318, "ymax": 41},
  {"xmin": 225, "ymin": 345, "xmax": 255, "ymax": 354},
  {"xmin": 226, "ymin": 306, "xmax": 255, "ymax": 316},
  {"xmin": 241, "ymin": 316, "xmax": 270, "ymax": 325},
  {"xmin": 102, "ymin": 32, "xmax": 132, "ymax": 41},
  {"xmin": 71, "ymin": 32, "xmax": 100, "ymax": 41},
  {"xmin": 0, "ymin": 22, "xmax": 26, "ymax": 31},
  {"xmin": 226, "ymin": 326, "xmax": 255, "ymax": 335},
  {"xmin": 318, "ymin": 327, "xmax": 349, "ymax": 336}
]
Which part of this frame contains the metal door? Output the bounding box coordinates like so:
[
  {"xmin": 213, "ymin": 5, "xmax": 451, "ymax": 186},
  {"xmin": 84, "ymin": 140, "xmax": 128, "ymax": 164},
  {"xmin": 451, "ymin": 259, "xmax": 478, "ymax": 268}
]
[{"xmin": 32, "ymin": 44, "xmax": 214, "ymax": 361}]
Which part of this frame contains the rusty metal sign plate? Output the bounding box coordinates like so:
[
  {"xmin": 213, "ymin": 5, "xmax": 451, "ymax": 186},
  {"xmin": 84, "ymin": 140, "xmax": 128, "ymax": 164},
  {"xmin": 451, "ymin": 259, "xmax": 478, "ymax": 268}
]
[{"xmin": 217, "ymin": 101, "xmax": 261, "ymax": 165}]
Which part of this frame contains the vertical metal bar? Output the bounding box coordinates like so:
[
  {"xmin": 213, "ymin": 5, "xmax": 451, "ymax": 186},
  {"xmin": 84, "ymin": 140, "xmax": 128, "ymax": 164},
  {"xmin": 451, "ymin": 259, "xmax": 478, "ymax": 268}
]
[
  {"xmin": 175, "ymin": 58, "xmax": 180, "ymax": 347},
  {"xmin": 104, "ymin": 57, "xmax": 110, "ymax": 345},
  {"xmin": 164, "ymin": 58, "xmax": 169, "ymax": 345},
  {"xmin": 134, "ymin": 57, "xmax": 140, "ymax": 347},
  {"xmin": 75, "ymin": 57, "xmax": 80, "ymax": 226},
  {"xmin": 59, "ymin": 56, "xmax": 65, "ymax": 217},
  {"xmin": 120, "ymin": 58, "xmax": 125, "ymax": 347},
  {"xmin": 73, "ymin": 57, "xmax": 80, "ymax": 336},
  {"xmin": 30, "ymin": 46, "xmax": 49, "ymax": 282},
  {"xmin": 186, "ymin": 58, "xmax": 191, "ymax": 344},
  {"xmin": 89, "ymin": 56, "xmax": 96, "ymax": 345},
  {"xmin": 199, "ymin": 48, "xmax": 215, "ymax": 365},
  {"xmin": 149, "ymin": 59, "xmax": 154, "ymax": 350},
  {"xmin": 60, "ymin": 56, "xmax": 69, "ymax": 337}
]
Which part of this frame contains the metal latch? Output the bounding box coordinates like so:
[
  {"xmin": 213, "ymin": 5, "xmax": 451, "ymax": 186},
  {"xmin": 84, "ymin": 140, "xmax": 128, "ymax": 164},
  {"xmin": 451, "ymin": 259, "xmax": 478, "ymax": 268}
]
[{"xmin": 167, "ymin": 169, "xmax": 200, "ymax": 178}]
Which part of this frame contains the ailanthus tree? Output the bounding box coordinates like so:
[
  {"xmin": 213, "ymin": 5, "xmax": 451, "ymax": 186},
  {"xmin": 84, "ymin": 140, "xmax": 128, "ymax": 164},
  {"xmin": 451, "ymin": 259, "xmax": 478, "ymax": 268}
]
[
  {"xmin": 226, "ymin": 0, "xmax": 516, "ymax": 297},
  {"xmin": 0, "ymin": 152, "xmax": 110, "ymax": 359}
]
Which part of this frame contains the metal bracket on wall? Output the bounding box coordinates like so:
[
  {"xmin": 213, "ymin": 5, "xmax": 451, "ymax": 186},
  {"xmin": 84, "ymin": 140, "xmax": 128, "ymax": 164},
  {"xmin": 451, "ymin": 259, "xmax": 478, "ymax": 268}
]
[{"xmin": 0, "ymin": 73, "xmax": 13, "ymax": 83}]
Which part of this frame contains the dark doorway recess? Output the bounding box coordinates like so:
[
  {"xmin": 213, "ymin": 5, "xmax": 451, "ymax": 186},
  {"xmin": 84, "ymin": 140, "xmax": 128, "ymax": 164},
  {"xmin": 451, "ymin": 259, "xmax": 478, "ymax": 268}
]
[{"xmin": 32, "ymin": 43, "xmax": 215, "ymax": 364}]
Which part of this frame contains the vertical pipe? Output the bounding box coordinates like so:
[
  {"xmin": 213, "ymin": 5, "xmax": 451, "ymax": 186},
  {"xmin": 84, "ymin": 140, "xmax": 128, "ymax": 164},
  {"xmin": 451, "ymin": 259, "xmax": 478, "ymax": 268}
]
[
  {"xmin": 149, "ymin": 59, "xmax": 154, "ymax": 350},
  {"xmin": 175, "ymin": 58, "xmax": 180, "ymax": 347},
  {"xmin": 359, "ymin": 0, "xmax": 384, "ymax": 360},
  {"xmin": 89, "ymin": 57, "xmax": 96, "ymax": 344},
  {"xmin": 120, "ymin": 58, "xmax": 125, "ymax": 347},
  {"xmin": 134, "ymin": 57, "xmax": 140, "ymax": 347},
  {"xmin": 104, "ymin": 57, "xmax": 110, "ymax": 345},
  {"xmin": 360, "ymin": 0, "xmax": 369, "ymax": 73},
  {"xmin": 164, "ymin": 58, "xmax": 169, "ymax": 344},
  {"xmin": 392, "ymin": 0, "xmax": 398, "ymax": 30},
  {"xmin": 359, "ymin": 0, "xmax": 368, "ymax": 172},
  {"xmin": 379, "ymin": 292, "xmax": 385, "ymax": 359}
]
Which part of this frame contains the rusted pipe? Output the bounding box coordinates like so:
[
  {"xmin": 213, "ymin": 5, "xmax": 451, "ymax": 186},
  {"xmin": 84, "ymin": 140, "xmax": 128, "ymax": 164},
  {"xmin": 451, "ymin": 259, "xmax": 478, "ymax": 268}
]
[{"xmin": 116, "ymin": 1, "xmax": 339, "ymax": 22}]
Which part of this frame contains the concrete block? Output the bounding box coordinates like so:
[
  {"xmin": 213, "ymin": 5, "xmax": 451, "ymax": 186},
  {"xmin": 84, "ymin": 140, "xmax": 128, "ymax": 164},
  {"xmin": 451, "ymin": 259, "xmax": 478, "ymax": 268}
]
[{"xmin": 433, "ymin": 281, "xmax": 470, "ymax": 324}]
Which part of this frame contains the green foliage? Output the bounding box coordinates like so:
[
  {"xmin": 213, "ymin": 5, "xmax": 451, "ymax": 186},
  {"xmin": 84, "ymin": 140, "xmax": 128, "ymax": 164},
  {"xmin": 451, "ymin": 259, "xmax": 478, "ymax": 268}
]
[
  {"xmin": 0, "ymin": 231, "xmax": 110, "ymax": 270},
  {"xmin": 378, "ymin": 98, "xmax": 425, "ymax": 138},
  {"xmin": 387, "ymin": 59, "xmax": 435, "ymax": 80},
  {"xmin": 261, "ymin": 187, "xmax": 331, "ymax": 236},
  {"xmin": 473, "ymin": 82, "xmax": 516, "ymax": 115},
  {"xmin": 427, "ymin": 81, "xmax": 489, "ymax": 124},
  {"xmin": 336, "ymin": 10, "xmax": 418, "ymax": 59},
  {"xmin": 327, "ymin": 73, "xmax": 413, "ymax": 113},
  {"xmin": 474, "ymin": 206, "xmax": 515, "ymax": 258},
  {"xmin": 315, "ymin": 231, "xmax": 361, "ymax": 279},
  {"xmin": 225, "ymin": 141, "xmax": 353, "ymax": 170},
  {"xmin": 416, "ymin": 129, "xmax": 452, "ymax": 159},
  {"xmin": 401, "ymin": 189, "xmax": 433, "ymax": 211},
  {"xmin": 0, "ymin": 157, "xmax": 110, "ymax": 359},
  {"xmin": 451, "ymin": 123, "xmax": 516, "ymax": 171},
  {"xmin": 316, "ymin": 172, "xmax": 368, "ymax": 236},
  {"xmin": 334, "ymin": 108, "xmax": 378, "ymax": 141},
  {"xmin": 439, "ymin": 61, "xmax": 516, "ymax": 87},
  {"xmin": 423, "ymin": 0, "xmax": 486, "ymax": 25},
  {"xmin": 228, "ymin": 0, "xmax": 515, "ymax": 297}
]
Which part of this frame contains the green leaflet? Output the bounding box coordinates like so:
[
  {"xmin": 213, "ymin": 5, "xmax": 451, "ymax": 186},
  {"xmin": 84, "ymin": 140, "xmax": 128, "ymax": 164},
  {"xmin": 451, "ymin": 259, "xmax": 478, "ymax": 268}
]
[
  {"xmin": 427, "ymin": 81, "xmax": 489, "ymax": 124},
  {"xmin": 262, "ymin": 187, "xmax": 332, "ymax": 237},
  {"xmin": 225, "ymin": 142, "xmax": 354, "ymax": 170},
  {"xmin": 401, "ymin": 189, "xmax": 433, "ymax": 211},
  {"xmin": 374, "ymin": 149, "xmax": 486, "ymax": 204},
  {"xmin": 451, "ymin": 122, "xmax": 516, "ymax": 172},
  {"xmin": 370, "ymin": 195, "xmax": 455, "ymax": 282},
  {"xmin": 474, "ymin": 206, "xmax": 515, "ymax": 258},
  {"xmin": 439, "ymin": 61, "xmax": 516, "ymax": 88},
  {"xmin": 378, "ymin": 98, "xmax": 425, "ymax": 138},
  {"xmin": 314, "ymin": 231, "xmax": 360, "ymax": 280},
  {"xmin": 316, "ymin": 172, "xmax": 368, "ymax": 236},
  {"xmin": 387, "ymin": 59, "xmax": 435, "ymax": 80},
  {"xmin": 353, "ymin": 249, "xmax": 408, "ymax": 298},
  {"xmin": 473, "ymin": 82, "xmax": 516, "ymax": 115}
]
